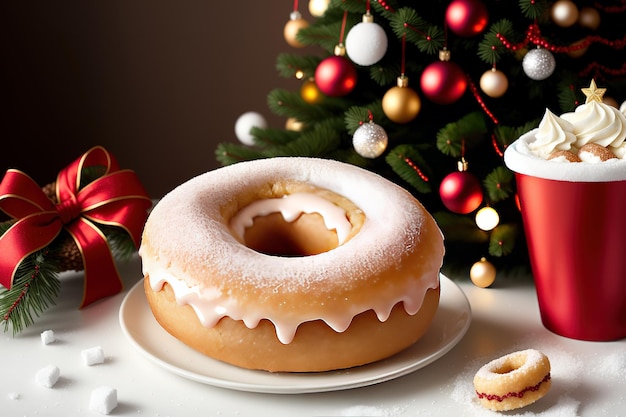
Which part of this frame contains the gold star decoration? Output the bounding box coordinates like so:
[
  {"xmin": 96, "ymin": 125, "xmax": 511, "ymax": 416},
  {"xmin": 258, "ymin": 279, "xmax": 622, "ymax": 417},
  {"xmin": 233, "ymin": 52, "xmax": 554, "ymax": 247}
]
[{"xmin": 581, "ymin": 79, "xmax": 607, "ymax": 103}]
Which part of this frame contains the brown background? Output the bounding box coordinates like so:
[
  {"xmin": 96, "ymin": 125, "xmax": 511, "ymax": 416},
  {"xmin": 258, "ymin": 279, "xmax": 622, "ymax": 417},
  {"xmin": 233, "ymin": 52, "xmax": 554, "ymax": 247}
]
[{"xmin": 1, "ymin": 2, "xmax": 317, "ymax": 198}]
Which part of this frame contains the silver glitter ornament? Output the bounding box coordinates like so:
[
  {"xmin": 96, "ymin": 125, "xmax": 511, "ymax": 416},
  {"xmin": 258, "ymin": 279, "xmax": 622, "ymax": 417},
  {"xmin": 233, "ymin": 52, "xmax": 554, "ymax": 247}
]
[
  {"xmin": 352, "ymin": 121, "xmax": 388, "ymax": 158},
  {"xmin": 522, "ymin": 48, "xmax": 556, "ymax": 80}
]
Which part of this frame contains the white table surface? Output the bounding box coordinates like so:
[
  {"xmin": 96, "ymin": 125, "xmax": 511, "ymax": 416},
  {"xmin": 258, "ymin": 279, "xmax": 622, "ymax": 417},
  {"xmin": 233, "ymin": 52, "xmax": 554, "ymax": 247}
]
[{"xmin": 1, "ymin": 255, "xmax": 625, "ymax": 417}]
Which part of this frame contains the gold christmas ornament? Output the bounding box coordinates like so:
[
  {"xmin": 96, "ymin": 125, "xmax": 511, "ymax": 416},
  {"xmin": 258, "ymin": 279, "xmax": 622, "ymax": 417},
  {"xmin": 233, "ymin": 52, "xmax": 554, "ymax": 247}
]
[
  {"xmin": 301, "ymin": 78, "xmax": 322, "ymax": 104},
  {"xmin": 470, "ymin": 257, "xmax": 497, "ymax": 288},
  {"xmin": 382, "ymin": 75, "xmax": 421, "ymax": 124},
  {"xmin": 285, "ymin": 117, "xmax": 304, "ymax": 131},
  {"xmin": 479, "ymin": 68, "xmax": 508, "ymax": 98},
  {"xmin": 550, "ymin": 0, "xmax": 578, "ymax": 28},
  {"xmin": 284, "ymin": 11, "xmax": 309, "ymax": 48},
  {"xmin": 578, "ymin": 7, "xmax": 600, "ymax": 30},
  {"xmin": 567, "ymin": 39, "xmax": 589, "ymax": 59}
]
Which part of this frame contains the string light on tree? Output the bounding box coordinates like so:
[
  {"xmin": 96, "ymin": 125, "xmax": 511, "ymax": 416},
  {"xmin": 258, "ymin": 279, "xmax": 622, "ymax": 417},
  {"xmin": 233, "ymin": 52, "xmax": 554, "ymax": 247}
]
[
  {"xmin": 308, "ymin": 0, "xmax": 330, "ymax": 17},
  {"xmin": 522, "ymin": 47, "xmax": 556, "ymax": 80},
  {"xmin": 475, "ymin": 206, "xmax": 500, "ymax": 231},
  {"xmin": 345, "ymin": 8, "xmax": 388, "ymax": 66},
  {"xmin": 470, "ymin": 257, "xmax": 497, "ymax": 288},
  {"xmin": 421, "ymin": 49, "xmax": 468, "ymax": 105},
  {"xmin": 445, "ymin": 0, "xmax": 489, "ymax": 37},
  {"xmin": 352, "ymin": 111, "xmax": 388, "ymax": 158},
  {"xmin": 439, "ymin": 158, "xmax": 483, "ymax": 214}
]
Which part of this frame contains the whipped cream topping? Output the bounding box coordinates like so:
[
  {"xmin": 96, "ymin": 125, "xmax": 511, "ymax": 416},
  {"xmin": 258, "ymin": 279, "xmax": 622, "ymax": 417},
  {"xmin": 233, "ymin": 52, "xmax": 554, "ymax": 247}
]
[
  {"xmin": 561, "ymin": 101, "xmax": 626, "ymax": 150},
  {"xmin": 529, "ymin": 109, "xmax": 577, "ymax": 159},
  {"xmin": 229, "ymin": 192, "xmax": 352, "ymax": 245},
  {"xmin": 525, "ymin": 98, "xmax": 626, "ymax": 162}
]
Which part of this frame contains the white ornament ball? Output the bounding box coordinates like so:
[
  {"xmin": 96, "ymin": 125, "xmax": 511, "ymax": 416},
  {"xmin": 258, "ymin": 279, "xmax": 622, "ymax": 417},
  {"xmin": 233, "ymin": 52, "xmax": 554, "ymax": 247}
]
[
  {"xmin": 522, "ymin": 48, "xmax": 556, "ymax": 80},
  {"xmin": 345, "ymin": 21, "xmax": 388, "ymax": 66},
  {"xmin": 352, "ymin": 121, "xmax": 388, "ymax": 158},
  {"xmin": 479, "ymin": 69, "xmax": 508, "ymax": 98},
  {"xmin": 234, "ymin": 111, "xmax": 267, "ymax": 146}
]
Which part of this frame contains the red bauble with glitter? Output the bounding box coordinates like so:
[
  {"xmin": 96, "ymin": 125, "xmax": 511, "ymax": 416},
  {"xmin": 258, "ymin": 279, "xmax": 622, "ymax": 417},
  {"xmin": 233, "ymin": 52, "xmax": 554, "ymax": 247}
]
[
  {"xmin": 420, "ymin": 60, "xmax": 467, "ymax": 105},
  {"xmin": 315, "ymin": 55, "xmax": 357, "ymax": 97},
  {"xmin": 439, "ymin": 171, "xmax": 483, "ymax": 214},
  {"xmin": 445, "ymin": 0, "xmax": 489, "ymax": 37}
]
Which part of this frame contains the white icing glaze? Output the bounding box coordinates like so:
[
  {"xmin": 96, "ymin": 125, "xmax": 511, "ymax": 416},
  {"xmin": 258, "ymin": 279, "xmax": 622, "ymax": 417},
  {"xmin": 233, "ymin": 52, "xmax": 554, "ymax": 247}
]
[
  {"xmin": 140, "ymin": 157, "xmax": 443, "ymax": 344},
  {"xmin": 229, "ymin": 192, "xmax": 352, "ymax": 245}
]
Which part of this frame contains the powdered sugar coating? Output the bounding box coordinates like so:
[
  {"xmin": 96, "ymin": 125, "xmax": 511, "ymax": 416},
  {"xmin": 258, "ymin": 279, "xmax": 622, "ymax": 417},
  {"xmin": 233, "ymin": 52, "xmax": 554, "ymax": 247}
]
[
  {"xmin": 140, "ymin": 157, "xmax": 443, "ymax": 343},
  {"xmin": 475, "ymin": 349, "xmax": 547, "ymax": 380},
  {"xmin": 504, "ymin": 129, "xmax": 626, "ymax": 182}
]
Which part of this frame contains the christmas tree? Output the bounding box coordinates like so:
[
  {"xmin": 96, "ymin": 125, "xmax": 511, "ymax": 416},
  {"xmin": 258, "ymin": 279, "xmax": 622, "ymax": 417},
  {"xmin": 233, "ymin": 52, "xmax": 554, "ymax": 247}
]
[{"xmin": 216, "ymin": 0, "xmax": 626, "ymax": 278}]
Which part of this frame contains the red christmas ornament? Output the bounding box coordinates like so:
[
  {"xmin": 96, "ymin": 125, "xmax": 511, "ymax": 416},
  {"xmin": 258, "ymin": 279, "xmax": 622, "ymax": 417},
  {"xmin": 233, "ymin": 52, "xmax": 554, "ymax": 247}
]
[
  {"xmin": 439, "ymin": 160, "xmax": 483, "ymax": 214},
  {"xmin": 420, "ymin": 56, "xmax": 467, "ymax": 105},
  {"xmin": 445, "ymin": 0, "xmax": 489, "ymax": 37},
  {"xmin": 315, "ymin": 55, "xmax": 357, "ymax": 97}
]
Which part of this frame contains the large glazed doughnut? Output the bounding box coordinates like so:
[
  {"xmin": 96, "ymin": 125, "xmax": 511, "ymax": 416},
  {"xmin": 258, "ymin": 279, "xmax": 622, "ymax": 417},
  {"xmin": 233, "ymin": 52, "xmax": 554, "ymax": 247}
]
[
  {"xmin": 139, "ymin": 157, "xmax": 444, "ymax": 372},
  {"xmin": 473, "ymin": 349, "xmax": 552, "ymax": 411}
]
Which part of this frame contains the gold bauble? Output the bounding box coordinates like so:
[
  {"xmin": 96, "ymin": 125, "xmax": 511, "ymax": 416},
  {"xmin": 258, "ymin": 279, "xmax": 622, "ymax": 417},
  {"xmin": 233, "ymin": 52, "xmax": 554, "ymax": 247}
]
[
  {"xmin": 479, "ymin": 69, "xmax": 508, "ymax": 98},
  {"xmin": 551, "ymin": 0, "xmax": 579, "ymax": 28},
  {"xmin": 285, "ymin": 117, "xmax": 304, "ymax": 131},
  {"xmin": 578, "ymin": 7, "xmax": 601, "ymax": 30},
  {"xmin": 470, "ymin": 257, "xmax": 496, "ymax": 288},
  {"xmin": 300, "ymin": 78, "xmax": 322, "ymax": 104},
  {"xmin": 382, "ymin": 84, "xmax": 421, "ymax": 124},
  {"xmin": 567, "ymin": 39, "xmax": 589, "ymax": 58},
  {"xmin": 284, "ymin": 17, "xmax": 309, "ymax": 48}
]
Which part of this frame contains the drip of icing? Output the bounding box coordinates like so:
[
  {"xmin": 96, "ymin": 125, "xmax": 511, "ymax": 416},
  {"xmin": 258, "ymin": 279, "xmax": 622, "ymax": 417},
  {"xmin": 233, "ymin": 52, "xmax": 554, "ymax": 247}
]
[
  {"xmin": 229, "ymin": 192, "xmax": 352, "ymax": 245},
  {"xmin": 147, "ymin": 263, "xmax": 439, "ymax": 344}
]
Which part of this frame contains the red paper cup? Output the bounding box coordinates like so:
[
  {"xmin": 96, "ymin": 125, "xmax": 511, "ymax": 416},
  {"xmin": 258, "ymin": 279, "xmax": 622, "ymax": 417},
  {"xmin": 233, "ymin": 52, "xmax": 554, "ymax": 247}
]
[{"xmin": 505, "ymin": 130, "xmax": 626, "ymax": 341}]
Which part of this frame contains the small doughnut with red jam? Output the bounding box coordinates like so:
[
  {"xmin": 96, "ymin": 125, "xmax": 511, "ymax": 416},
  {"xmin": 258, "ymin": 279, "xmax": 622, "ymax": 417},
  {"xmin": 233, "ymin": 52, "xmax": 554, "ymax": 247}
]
[{"xmin": 473, "ymin": 349, "xmax": 551, "ymax": 411}]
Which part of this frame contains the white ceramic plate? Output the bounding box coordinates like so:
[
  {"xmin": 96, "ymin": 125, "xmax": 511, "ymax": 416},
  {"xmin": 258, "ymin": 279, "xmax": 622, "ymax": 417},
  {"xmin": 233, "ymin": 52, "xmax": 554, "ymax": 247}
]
[{"xmin": 119, "ymin": 275, "xmax": 471, "ymax": 394}]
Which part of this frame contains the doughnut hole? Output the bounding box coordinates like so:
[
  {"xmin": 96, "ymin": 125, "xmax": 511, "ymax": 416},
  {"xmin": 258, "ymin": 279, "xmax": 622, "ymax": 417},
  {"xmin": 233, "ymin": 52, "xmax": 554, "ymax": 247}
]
[{"xmin": 242, "ymin": 212, "xmax": 340, "ymax": 256}]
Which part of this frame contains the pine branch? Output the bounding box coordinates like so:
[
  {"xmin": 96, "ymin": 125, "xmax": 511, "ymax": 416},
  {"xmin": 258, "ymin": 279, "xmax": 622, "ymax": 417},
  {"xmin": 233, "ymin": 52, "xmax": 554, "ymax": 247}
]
[
  {"xmin": 489, "ymin": 224, "xmax": 518, "ymax": 257},
  {"xmin": 1, "ymin": 249, "xmax": 61, "ymax": 335},
  {"xmin": 386, "ymin": 144, "xmax": 433, "ymax": 194},
  {"xmin": 483, "ymin": 166, "xmax": 515, "ymax": 203}
]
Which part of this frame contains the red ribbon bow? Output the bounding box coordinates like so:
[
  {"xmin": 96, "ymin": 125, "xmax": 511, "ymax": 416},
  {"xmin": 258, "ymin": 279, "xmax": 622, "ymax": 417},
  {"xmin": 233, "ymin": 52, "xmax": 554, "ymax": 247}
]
[{"xmin": 0, "ymin": 146, "xmax": 151, "ymax": 307}]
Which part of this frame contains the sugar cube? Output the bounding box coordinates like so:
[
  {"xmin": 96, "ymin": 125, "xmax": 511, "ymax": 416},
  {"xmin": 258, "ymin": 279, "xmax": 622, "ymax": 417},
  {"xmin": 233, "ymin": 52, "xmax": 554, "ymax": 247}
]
[
  {"xmin": 35, "ymin": 365, "xmax": 60, "ymax": 388},
  {"xmin": 89, "ymin": 386, "xmax": 117, "ymax": 415},
  {"xmin": 81, "ymin": 345, "xmax": 105, "ymax": 366},
  {"xmin": 40, "ymin": 330, "xmax": 55, "ymax": 345}
]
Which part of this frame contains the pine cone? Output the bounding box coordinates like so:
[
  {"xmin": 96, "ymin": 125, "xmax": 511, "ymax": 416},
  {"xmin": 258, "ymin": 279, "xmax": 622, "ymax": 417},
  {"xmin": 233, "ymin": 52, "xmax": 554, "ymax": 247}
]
[{"xmin": 42, "ymin": 182, "xmax": 84, "ymax": 272}]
